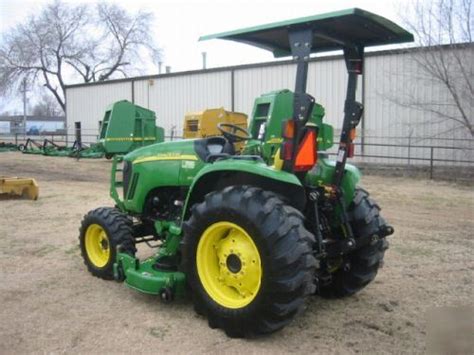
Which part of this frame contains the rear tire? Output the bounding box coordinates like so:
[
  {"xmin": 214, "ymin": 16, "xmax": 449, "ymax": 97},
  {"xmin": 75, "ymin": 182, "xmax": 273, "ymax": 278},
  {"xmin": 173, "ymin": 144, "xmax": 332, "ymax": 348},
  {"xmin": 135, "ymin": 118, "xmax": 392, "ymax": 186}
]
[
  {"xmin": 319, "ymin": 188, "xmax": 389, "ymax": 298},
  {"xmin": 79, "ymin": 207, "xmax": 136, "ymax": 280},
  {"xmin": 182, "ymin": 185, "xmax": 316, "ymax": 337}
]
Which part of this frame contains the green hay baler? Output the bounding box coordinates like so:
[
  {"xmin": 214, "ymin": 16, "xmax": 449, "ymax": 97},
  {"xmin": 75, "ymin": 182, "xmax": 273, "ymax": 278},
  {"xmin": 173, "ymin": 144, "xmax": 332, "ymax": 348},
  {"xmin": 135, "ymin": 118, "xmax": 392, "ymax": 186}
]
[{"xmin": 98, "ymin": 100, "xmax": 165, "ymax": 159}]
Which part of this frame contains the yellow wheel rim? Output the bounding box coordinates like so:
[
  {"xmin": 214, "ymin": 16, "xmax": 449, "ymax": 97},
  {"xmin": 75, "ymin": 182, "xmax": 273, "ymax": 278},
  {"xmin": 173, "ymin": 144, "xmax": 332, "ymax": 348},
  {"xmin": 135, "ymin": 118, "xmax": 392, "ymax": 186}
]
[
  {"xmin": 85, "ymin": 224, "xmax": 111, "ymax": 268},
  {"xmin": 196, "ymin": 221, "xmax": 262, "ymax": 309}
]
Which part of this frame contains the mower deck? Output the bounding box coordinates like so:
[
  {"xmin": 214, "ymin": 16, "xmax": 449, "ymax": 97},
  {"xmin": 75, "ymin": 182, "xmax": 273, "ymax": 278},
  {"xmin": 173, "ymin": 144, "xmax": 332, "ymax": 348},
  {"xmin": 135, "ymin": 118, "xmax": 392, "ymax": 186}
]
[{"xmin": 115, "ymin": 253, "xmax": 186, "ymax": 299}]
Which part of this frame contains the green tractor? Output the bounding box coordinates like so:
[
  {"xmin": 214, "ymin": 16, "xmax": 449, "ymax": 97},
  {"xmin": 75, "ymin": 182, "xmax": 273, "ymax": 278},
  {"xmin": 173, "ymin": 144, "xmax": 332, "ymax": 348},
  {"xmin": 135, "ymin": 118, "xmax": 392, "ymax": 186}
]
[{"xmin": 79, "ymin": 8, "xmax": 412, "ymax": 337}]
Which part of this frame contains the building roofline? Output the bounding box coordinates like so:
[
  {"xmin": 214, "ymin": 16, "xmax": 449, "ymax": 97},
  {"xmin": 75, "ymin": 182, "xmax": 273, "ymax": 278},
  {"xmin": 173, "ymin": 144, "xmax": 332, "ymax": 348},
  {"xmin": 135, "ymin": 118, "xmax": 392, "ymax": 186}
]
[{"xmin": 65, "ymin": 42, "xmax": 473, "ymax": 90}]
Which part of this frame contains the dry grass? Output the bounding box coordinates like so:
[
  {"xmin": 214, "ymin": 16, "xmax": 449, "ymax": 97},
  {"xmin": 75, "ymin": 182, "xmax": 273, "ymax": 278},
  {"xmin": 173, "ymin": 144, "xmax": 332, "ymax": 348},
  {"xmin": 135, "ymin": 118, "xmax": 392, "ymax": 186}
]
[{"xmin": 0, "ymin": 152, "xmax": 472, "ymax": 354}]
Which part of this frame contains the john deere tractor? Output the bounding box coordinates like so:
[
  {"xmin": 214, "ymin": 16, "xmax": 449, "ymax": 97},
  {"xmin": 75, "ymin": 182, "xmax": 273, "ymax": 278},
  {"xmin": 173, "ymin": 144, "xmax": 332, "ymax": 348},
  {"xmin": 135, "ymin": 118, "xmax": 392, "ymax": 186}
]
[{"xmin": 79, "ymin": 8, "xmax": 412, "ymax": 337}]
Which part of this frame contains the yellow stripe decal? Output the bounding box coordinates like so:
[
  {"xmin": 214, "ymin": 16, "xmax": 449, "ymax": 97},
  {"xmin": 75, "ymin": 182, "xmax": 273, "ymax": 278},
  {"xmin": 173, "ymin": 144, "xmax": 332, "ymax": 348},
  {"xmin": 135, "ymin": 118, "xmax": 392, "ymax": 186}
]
[
  {"xmin": 133, "ymin": 154, "xmax": 198, "ymax": 165},
  {"xmin": 266, "ymin": 137, "xmax": 283, "ymax": 144},
  {"xmin": 105, "ymin": 137, "xmax": 156, "ymax": 142}
]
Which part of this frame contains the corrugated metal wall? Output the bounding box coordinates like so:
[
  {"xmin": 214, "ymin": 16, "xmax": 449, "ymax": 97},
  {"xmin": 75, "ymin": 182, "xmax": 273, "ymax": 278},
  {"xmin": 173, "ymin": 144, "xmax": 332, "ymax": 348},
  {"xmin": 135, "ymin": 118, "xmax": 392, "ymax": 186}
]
[
  {"xmin": 361, "ymin": 49, "xmax": 473, "ymax": 165},
  {"xmin": 66, "ymin": 82, "xmax": 131, "ymax": 138},
  {"xmin": 133, "ymin": 71, "xmax": 232, "ymax": 135},
  {"xmin": 65, "ymin": 47, "xmax": 473, "ymax": 165}
]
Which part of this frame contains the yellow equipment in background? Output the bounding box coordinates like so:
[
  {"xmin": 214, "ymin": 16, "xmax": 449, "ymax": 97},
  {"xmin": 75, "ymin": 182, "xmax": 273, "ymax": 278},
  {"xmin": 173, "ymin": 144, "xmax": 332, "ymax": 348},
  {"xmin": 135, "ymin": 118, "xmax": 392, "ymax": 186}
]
[
  {"xmin": 0, "ymin": 177, "xmax": 39, "ymax": 200},
  {"xmin": 184, "ymin": 107, "xmax": 247, "ymax": 138}
]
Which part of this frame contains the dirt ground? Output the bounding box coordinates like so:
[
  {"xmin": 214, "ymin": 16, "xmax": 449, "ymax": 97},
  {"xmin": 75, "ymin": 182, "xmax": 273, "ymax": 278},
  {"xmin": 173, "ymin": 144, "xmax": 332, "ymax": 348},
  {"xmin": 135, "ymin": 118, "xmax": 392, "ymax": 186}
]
[{"xmin": 1, "ymin": 152, "xmax": 473, "ymax": 354}]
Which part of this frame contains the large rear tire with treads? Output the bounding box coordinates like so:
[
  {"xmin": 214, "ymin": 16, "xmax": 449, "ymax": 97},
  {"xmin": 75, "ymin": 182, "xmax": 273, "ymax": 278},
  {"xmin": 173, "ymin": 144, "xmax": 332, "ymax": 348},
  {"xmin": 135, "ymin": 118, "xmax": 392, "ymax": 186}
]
[
  {"xmin": 182, "ymin": 185, "xmax": 316, "ymax": 337},
  {"xmin": 319, "ymin": 188, "xmax": 389, "ymax": 298}
]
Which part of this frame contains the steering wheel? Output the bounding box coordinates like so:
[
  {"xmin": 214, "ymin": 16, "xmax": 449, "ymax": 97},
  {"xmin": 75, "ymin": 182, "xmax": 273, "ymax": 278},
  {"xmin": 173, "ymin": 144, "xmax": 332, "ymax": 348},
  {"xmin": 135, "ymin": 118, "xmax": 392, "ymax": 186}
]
[{"xmin": 217, "ymin": 123, "xmax": 251, "ymax": 143}]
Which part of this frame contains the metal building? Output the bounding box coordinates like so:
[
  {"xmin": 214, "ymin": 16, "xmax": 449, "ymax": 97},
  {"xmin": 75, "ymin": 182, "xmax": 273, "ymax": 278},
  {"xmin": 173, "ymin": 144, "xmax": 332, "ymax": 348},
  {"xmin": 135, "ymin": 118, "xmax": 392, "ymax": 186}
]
[{"xmin": 65, "ymin": 44, "xmax": 473, "ymax": 166}]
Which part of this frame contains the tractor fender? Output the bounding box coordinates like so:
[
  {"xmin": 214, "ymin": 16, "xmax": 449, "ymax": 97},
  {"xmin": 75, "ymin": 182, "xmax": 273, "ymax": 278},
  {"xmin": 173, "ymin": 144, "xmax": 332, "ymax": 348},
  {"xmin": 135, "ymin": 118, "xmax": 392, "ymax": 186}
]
[{"xmin": 182, "ymin": 159, "xmax": 306, "ymax": 220}]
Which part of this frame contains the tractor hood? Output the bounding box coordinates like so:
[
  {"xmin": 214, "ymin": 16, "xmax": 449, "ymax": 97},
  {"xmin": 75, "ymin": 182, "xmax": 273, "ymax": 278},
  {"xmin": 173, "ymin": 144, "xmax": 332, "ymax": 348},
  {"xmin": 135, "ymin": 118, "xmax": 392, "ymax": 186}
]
[
  {"xmin": 123, "ymin": 140, "xmax": 198, "ymax": 164},
  {"xmin": 199, "ymin": 8, "xmax": 414, "ymax": 57}
]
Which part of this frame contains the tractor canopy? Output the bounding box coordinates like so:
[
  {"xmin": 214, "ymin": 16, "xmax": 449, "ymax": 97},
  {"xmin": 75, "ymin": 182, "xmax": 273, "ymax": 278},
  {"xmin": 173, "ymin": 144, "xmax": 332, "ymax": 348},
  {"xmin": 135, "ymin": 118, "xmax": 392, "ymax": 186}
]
[
  {"xmin": 200, "ymin": 8, "xmax": 414, "ymax": 56},
  {"xmin": 201, "ymin": 8, "xmax": 413, "ymax": 183}
]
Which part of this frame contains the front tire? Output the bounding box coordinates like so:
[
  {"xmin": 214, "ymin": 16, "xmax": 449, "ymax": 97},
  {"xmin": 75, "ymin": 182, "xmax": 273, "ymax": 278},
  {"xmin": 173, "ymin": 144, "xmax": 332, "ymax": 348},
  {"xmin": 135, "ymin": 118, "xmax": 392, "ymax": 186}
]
[
  {"xmin": 182, "ymin": 185, "xmax": 316, "ymax": 337},
  {"xmin": 319, "ymin": 188, "xmax": 389, "ymax": 298},
  {"xmin": 79, "ymin": 207, "xmax": 136, "ymax": 280}
]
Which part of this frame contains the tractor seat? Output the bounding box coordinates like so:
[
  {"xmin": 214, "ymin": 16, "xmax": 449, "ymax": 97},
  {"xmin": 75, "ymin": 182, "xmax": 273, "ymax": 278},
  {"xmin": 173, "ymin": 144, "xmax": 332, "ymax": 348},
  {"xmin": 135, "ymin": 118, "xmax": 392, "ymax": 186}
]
[{"xmin": 193, "ymin": 136, "xmax": 235, "ymax": 162}]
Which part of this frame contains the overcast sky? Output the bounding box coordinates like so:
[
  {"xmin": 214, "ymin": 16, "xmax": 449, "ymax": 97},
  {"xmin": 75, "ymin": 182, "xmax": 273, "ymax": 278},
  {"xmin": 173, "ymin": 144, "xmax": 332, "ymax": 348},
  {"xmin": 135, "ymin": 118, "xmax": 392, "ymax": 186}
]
[{"xmin": 0, "ymin": 0, "xmax": 413, "ymax": 112}]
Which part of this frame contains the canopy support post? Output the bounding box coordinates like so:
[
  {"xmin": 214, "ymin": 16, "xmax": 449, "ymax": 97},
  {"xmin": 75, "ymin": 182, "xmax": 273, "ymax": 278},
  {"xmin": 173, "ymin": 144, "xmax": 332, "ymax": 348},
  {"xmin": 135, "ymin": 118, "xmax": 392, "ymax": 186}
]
[
  {"xmin": 288, "ymin": 28, "xmax": 315, "ymax": 121},
  {"xmin": 284, "ymin": 28, "xmax": 315, "ymax": 172},
  {"xmin": 333, "ymin": 46, "xmax": 364, "ymax": 187}
]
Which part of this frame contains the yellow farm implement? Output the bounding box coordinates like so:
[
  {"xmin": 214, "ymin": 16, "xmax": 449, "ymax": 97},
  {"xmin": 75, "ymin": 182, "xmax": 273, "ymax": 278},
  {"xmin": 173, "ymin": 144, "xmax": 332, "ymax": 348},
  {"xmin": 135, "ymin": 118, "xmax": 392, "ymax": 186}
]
[{"xmin": 0, "ymin": 177, "xmax": 39, "ymax": 200}]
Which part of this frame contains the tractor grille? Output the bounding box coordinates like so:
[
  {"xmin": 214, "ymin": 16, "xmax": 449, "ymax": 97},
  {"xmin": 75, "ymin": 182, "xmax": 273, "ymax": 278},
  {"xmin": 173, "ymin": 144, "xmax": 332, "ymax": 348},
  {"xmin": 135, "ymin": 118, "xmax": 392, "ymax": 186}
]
[
  {"xmin": 122, "ymin": 161, "xmax": 132, "ymax": 198},
  {"xmin": 127, "ymin": 173, "xmax": 140, "ymax": 200}
]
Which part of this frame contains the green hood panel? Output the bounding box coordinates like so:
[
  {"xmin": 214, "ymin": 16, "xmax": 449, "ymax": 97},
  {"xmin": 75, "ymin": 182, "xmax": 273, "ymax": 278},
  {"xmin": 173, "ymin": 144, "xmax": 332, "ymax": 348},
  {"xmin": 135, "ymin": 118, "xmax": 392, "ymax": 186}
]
[{"xmin": 125, "ymin": 140, "xmax": 198, "ymax": 162}]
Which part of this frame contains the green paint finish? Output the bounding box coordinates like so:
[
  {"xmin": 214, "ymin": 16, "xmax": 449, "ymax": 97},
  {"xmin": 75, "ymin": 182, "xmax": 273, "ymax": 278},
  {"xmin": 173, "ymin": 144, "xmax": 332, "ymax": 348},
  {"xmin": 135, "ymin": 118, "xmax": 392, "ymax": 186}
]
[
  {"xmin": 244, "ymin": 89, "xmax": 333, "ymax": 163},
  {"xmin": 310, "ymin": 105, "xmax": 334, "ymax": 151},
  {"xmin": 318, "ymin": 123, "xmax": 334, "ymax": 151},
  {"xmin": 110, "ymin": 157, "xmax": 125, "ymax": 211},
  {"xmin": 117, "ymin": 253, "xmax": 186, "ymax": 297},
  {"xmin": 42, "ymin": 147, "xmax": 75, "ymax": 157},
  {"xmin": 154, "ymin": 221, "xmax": 182, "ymax": 257},
  {"xmin": 114, "ymin": 221, "xmax": 187, "ymax": 296},
  {"xmin": 246, "ymin": 90, "xmax": 293, "ymax": 162},
  {"xmin": 89, "ymin": 8, "xmax": 404, "ymax": 307},
  {"xmin": 200, "ymin": 8, "xmax": 414, "ymax": 57},
  {"xmin": 75, "ymin": 143, "xmax": 105, "ymax": 159},
  {"xmin": 114, "ymin": 221, "xmax": 186, "ymax": 297},
  {"xmin": 122, "ymin": 140, "xmax": 205, "ymax": 213},
  {"xmin": 181, "ymin": 158, "xmax": 303, "ymax": 220},
  {"xmin": 306, "ymin": 157, "xmax": 361, "ymax": 206},
  {"xmin": 125, "ymin": 139, "xmax": 198, "ymax": 161},
  {"xmin": 21, "ymin": 149, "xmax": 43, "ymax": 155},
  {"xmin": 193, "ymin": 158, "xmax": 302, "ymax": 188},
  {"xmin": 99, "ymin": 100, "xmax": 164, "ymax": 155},
  {"xmin": 116, "ymin": 89, "xmax": 337, "ymax": 216}
]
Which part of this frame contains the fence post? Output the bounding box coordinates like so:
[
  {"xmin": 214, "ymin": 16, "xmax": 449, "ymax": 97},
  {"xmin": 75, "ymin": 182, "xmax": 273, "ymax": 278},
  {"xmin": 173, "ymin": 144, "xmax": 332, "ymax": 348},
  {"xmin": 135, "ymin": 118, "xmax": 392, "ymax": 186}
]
[
  {"xmin": 407, "ymin": 134, "xmax": 411, "ymax": 166},
  {"xmin": 75, "ymin": 122, "xmax": 82, "ymax": 148},
  {"xmin": 429, "ymin": 147, "xmax": 434, "ymax": 180},
  {"xmin": 170, "ymin": 126, "xmax": 175, "ymax": 141}
]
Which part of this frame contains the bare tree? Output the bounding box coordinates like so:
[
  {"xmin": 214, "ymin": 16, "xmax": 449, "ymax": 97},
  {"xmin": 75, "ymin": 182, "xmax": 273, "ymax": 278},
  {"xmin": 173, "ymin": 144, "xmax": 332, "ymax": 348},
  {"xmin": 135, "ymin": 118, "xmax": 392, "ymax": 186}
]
[
  {"xmin": 31, "ymin": 91, "xmax": 63, "ymax": 117},
  {"xmin": 397, "ymin": 0, "xmax": 474, "ymax": 137},
  {"xmin": 0, "ymin": 0, "xmax": 161, "ymax": 113}
]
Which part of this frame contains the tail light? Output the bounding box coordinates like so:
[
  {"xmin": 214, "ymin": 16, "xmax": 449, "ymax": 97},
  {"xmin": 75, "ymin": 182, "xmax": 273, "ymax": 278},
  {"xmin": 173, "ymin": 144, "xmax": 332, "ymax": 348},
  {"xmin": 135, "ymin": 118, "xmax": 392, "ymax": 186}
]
[
  {"xmin": 349, "ymin": 128, "xmax": 356, "ymax": 140},
  {"xmin": 280, "ymin": 141, "xmax": 293, "ymax": 160},
  {"xmin": 347, "ymin": 128, "xmax": 356, "ymax": 158},
  {"xmin": 282, "ymin": 120, "xmax": 295, "ymax": 139},
  {"xmin": 347, "ymin": 143, "xmax": 355, "ymax": 158},
  {"xmin": 280, "ymin": 120, "xmax": 295, "ymax": 161}
]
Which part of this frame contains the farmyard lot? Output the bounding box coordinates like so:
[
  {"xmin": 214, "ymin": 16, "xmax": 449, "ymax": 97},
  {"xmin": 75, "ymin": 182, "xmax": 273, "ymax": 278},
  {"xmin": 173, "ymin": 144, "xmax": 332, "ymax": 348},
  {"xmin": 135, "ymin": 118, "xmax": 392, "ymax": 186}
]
[{"xmin": 1, "ymin": 152, "xmax": 472, "ymax": 353}]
